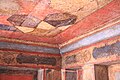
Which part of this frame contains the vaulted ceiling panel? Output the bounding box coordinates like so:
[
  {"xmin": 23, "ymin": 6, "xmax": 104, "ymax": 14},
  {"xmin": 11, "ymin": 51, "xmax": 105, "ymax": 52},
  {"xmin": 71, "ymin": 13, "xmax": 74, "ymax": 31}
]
[{"xmin": 0, "ymin": 0, "xmax": 118, "ymax": 50}]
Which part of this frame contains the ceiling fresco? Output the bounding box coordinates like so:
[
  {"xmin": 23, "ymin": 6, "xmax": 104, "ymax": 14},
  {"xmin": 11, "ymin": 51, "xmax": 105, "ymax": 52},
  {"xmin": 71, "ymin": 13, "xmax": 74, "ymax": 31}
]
[{"xmin": 0, "ymin": 0, "xmax": 112, "ymax": 37}]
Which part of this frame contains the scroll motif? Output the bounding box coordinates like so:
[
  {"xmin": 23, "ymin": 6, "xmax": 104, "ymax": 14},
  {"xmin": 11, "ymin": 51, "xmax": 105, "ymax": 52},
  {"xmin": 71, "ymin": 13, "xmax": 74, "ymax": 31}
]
[{"xmin": 1, "ymin": 53, "xmax": 15, "ymax": 64}]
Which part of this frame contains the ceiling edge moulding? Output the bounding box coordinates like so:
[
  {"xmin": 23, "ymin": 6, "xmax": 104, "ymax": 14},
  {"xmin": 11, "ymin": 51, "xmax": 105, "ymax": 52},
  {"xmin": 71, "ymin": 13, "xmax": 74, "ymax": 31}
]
[
  {"xmin": 0, "ymin": 29, "xmax": 58, "ymax": 44},
  {"xmin": 0, "ymin": 41, "xmax": 60, "ymax": 54},
  {"xmin": 0, "ymin": 23, "xmax": 120, "ymax": 55},
  {"xmin": 62, "ymin": 35, "xmax": 120, "ymax": 56},
  {"xmin": 0, "ymin": 25, "xmax": 120, "ymax": 55},
  {"xmin": 0, "ymin": 37, "xmax": 59, "ymax": 48},
  {"xmin": 59, "ymin": 17, "xmax": 120, "ymax": 48},
  {"xmin": 60, "ymin": 24, "xmax": 120, "ymax": 54}
]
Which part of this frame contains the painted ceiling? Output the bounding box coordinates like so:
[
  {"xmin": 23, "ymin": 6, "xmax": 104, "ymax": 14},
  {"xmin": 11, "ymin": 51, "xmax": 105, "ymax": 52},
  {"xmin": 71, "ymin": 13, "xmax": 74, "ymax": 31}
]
[
  {"xmin": 0, "ymin": 0, "xmax": 119, "ymax": 55},
  {"xmin": 0, "ymin": 0, "xmax": 112, "ymax": 37}
]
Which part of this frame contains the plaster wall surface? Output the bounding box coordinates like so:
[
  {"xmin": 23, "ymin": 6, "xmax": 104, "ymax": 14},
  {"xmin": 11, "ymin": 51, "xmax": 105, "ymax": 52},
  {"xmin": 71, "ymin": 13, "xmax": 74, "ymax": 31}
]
[{"xmin": 108, "ymin": 64, "xmax": 120, "ymax": 80}]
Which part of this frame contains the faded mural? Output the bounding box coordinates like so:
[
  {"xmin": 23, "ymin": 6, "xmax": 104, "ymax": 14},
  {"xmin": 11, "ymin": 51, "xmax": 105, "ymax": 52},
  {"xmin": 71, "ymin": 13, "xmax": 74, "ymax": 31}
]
[
  {"xmin": 0, "ymin": 0, "xmax": 120, "ymax": 80},
  {"xmin": 0, "ymin": 0, "xmax": 113, "ymax": 37},
  {"xmin": 93, "ymin": 41, "xmax": 120, "ymax": 59},
  {"xmin": 0, "ymin": 50, "xmax": 61, "ymax": 69}
]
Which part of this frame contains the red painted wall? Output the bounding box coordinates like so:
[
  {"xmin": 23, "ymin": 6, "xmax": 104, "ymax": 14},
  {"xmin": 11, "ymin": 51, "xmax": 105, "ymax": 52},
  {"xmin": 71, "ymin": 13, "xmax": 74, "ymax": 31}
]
[{"xmin": 0, "ymin": 74, "xmax": 34, "ymax": 80}]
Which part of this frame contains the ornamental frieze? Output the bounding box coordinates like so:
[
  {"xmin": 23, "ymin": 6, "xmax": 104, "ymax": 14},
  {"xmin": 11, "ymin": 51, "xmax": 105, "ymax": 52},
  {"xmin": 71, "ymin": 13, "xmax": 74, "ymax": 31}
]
[
  {"xmin": 93, "ymin": 41, "xmax": 120, "ymax": 59},
  {"xmin": 0, "ymin": 52, "xmax": 16, "ymax": 64},
  {"xmin": 16, "ymin": 53, "xmax": 57, "ymax": 66},
  {"xmin": 0, "ymin": 51, "xmax": 59, "ymax": 67},
  {"xmin": 76, "ymin": 50, "xmax": 91, "ymax": 63},
  {"xmin": 65, "ymin": 55, "xmax": 77, "ymax": 64},
  {"xmin": 1, "ymin": 53, "xmax": 15, "ymax": 64},
  {"xmin": 64, "ymin": 50, "xmax": 91, "ymax": 65}
]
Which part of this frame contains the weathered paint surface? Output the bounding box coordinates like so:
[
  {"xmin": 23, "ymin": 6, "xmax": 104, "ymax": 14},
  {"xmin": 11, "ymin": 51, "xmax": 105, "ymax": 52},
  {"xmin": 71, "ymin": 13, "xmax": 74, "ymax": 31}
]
[
  {"xmin": 0, "ymin": 0, "xmax": 119, "ymax": 45},
  {"xmin": 0, "ymin": 67, "xmax": 37, "ymax": 75},
  {"xmin": 0, "ymin": 74, "xmax": 34, "ymax": 80},
  {"xmin": 115, "ymin": 72, "xmax": 120, "ymax": 80},
  {"xmin": 56, "ymin": 0, "xmax": 120, "ymax": 44},
  {"xmin": 44, "ymin": 13, "xmax": 77, "ymax": 27},
  {"xmin": 62, "ymin": 49, "xmax": 91, "ymax": 67},
  {"xmin": 0, "ymin": 0, "xmax": 120, "ymax": 80},
  {"xmin": 0, "ymin": 50, "xmax": 61, "ymax": 69},
  {"xmin": 93, "ymin": 41, "xmax": 120, "ymax": 59},
  {"xmin": 0, "ymin": 42, "xmax": 59, "ymax": 54},
  {"xmin": 82, "ymin": 64, "xmax": 95, "ymax": 80},
  {"xmin": 95, "ymin": 65, "xmax": 109, "ymax": 80},
  {"xmin": 0, "ymin": 67, "xmax": 37, "ymax": 80},
  {"xmin": 0, "ymin": 37, "xmax": 59, "ymax": 48},
  {"xmin": 16, "ymin": 54, "xmax": 57, "ymax": 66},
  {"xmin": 0, "ymin": 24, "xmax": 120, "ymax": 54},
  {"xmin": 65, "ymin": 70, "xmax": 77, "ymax": 80},
  {"xmin": 46, "ymin": 69, "xmax": 61, "ymax": 80},
  {"xmin": 62, "ymin": 35, "xmax": 120, "ymax": 68},
  {"xmin": 60, "ymin": 24, "xmax": 120, "ymax": 53},
  {"xmin": 108, "ymin": 64, "xmax": 120, "ymax": 80},
  {"xmin": 0, "ymin": 24, "xmax": 21, "ymax": 32}
]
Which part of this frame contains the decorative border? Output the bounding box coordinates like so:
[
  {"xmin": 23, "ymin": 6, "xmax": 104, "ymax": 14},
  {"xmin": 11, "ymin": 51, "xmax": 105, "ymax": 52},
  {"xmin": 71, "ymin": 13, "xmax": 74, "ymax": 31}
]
[{"xmin": 0, "ymin": 50, "xmax": 61, "ymax": 69}]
